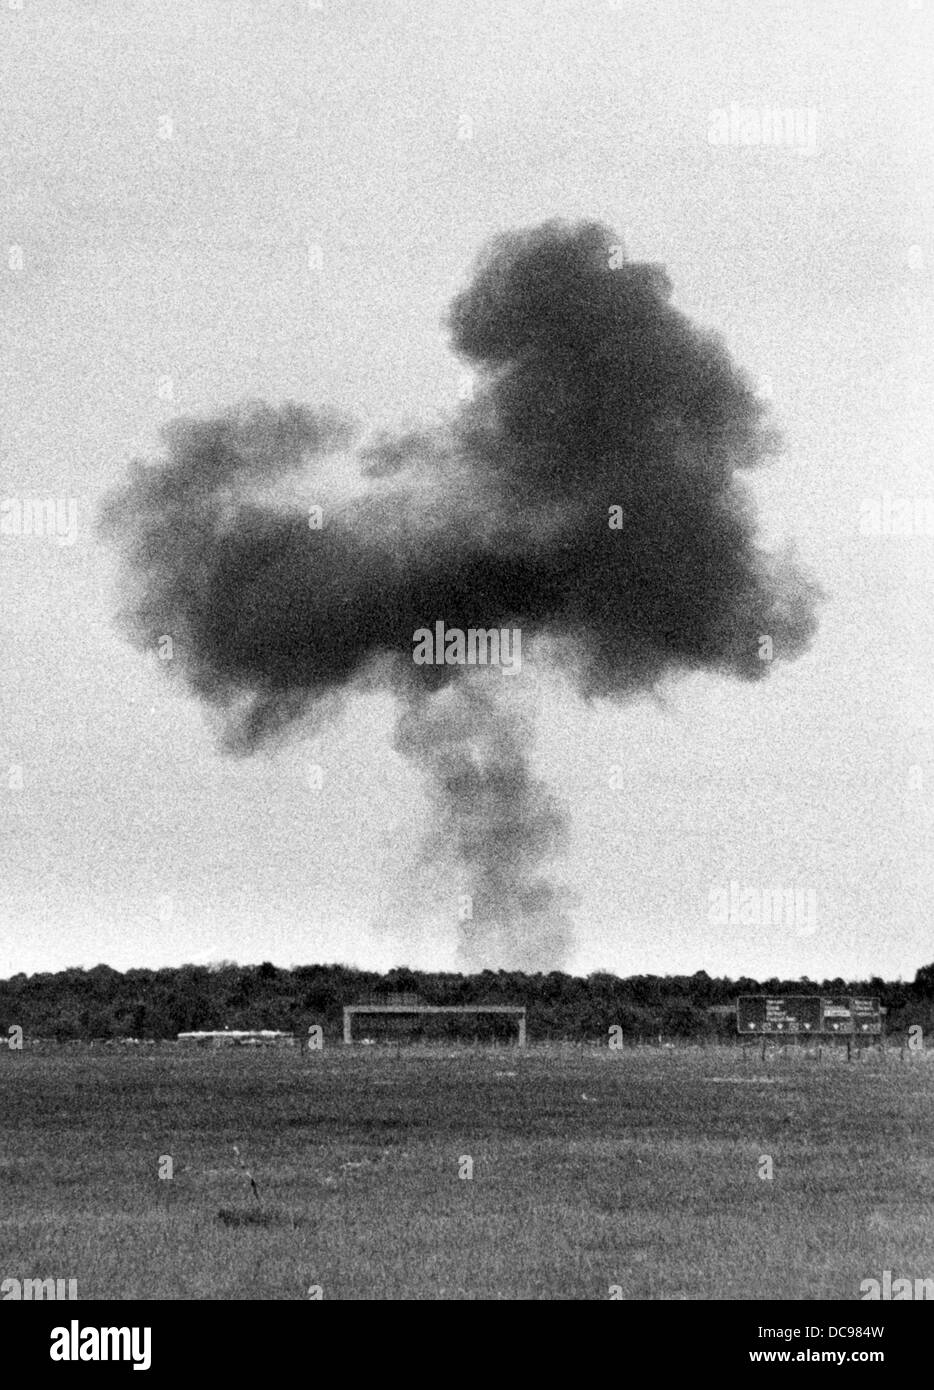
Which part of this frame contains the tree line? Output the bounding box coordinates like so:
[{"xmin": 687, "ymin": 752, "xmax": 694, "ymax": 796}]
[{"xmin": 1, "ymin": 961, "xmax": 932, "ymax": 1042}]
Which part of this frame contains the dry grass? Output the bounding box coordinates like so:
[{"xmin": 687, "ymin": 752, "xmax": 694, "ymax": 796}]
[{"xmin": 0, "ymin": 1043, "xmax": 931, "ymax": 1299}]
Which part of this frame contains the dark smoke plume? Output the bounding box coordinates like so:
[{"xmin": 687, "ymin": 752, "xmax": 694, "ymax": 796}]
[
  {"xmin": 394, "ymin": 677, "xmax": 574, "ymax": 971},
  {"xmin": 99, "ymin": 220, "xmax": 820, "ymax": 968}
]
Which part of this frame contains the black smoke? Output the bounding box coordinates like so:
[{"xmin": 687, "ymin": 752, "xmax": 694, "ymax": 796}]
[
  {"xmin": 99, "ymin": 220, "xmax": 821, "ymax": 968},
  {"xmin": 393, "ymin": 679, "xmax": 575, "ymax": 971}
]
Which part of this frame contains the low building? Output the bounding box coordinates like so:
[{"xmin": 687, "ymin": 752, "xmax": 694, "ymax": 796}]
[{"xmin": 176, "ymin": 1030, "xmax": 296, "ymax": 1047}]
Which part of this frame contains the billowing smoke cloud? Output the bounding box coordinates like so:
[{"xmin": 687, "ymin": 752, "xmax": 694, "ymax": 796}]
[{"xmin": 99, "ymin": 220, "xmax": 820, "ymax": 969}]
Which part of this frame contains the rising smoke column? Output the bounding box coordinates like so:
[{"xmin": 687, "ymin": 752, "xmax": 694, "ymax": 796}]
[
  {"xmin": 99, "ymin": 220, "xmax": 821, "ymax": 968},
  {"xmin": 393, "ymin": 677, "xmax": 574, "ymax": 971}
]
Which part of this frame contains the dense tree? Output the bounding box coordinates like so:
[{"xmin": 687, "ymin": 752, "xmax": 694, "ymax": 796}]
[{"xmin": 0, "ymin": 960, "xmax": 929, "ymax": 1043}]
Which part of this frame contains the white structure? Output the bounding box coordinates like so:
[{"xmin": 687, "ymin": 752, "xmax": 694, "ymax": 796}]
[{"xmin": 176, "ymin": 1030, "xmax": 295, "ymax": 1047}]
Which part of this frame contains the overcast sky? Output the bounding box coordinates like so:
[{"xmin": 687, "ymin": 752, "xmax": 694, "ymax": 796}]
[{"xmin": 1, "ymin": 0, "xmax": 931, "ymax": 982}]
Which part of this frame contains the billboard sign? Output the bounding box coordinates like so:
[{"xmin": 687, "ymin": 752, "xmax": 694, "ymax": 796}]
[
  {"xmin": 848, "ymin": 997, "xmax": 883, "ymax": 1034},
  {"xmin": 737, "ymin": 996, "xmax": 822, "ymax": 1034},
  {"xmin": 820, "ymin": 997, "xmax": 854, "ymax": 1033},
  {"xmin": 737, "ymin": 995, "xmax": 883, "ymax": 1035}
]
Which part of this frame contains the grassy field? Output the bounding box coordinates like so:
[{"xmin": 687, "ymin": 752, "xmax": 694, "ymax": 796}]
[{"xmin": 1, "ymin": 1043, "xmax": 932, "ymax": 1300}]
